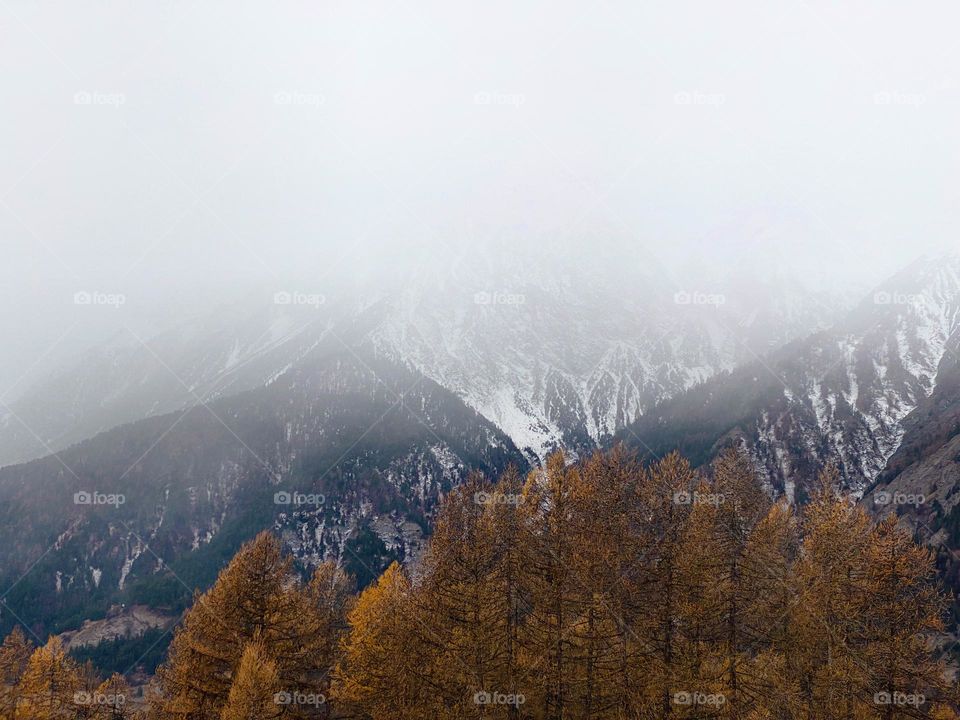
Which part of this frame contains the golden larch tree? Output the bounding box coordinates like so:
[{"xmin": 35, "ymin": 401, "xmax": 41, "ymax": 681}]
[
  {"xmin": 14, "ymin": 636, "xmax": 80, "ymax": 720},
  {"xmin": 0, "ymin": 627, "xmax": 32, "ymax": 720},
  {"xmin": 151, "ymin": 531, "xmax": 331, "ymax": 719},
  {"xmin": 218, "ymin": 639, "xmax": 281, "ymax": 720}
]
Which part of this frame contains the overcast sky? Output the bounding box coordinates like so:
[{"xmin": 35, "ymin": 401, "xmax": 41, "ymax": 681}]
[{"xmin": 1, "ymin": 0, "xmax": 958, "ymax": 381}]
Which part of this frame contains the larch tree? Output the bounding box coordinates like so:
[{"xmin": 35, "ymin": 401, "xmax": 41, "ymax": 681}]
[
  {"xmin": 218, "ymin": 640, "xmax": 281, "ymax": 720},
  {"xmin": 739, "ymin": 501, "xmax": 797, "ymax": 717},
  {"xmin": 0, "ymin": 627, "xmax": 32, "ymax": 720},
  {"xmin": 673, "ymin": 447, "xmax": 787, "ymax": 718},
  {"xmin": 788, "ymin": 466, "xmax": 873, "ymax": 720},
  {"xmin": 636, "ymin": 451, "xmax": 696, "ymax": 717},
  {"xmin": 485, "ymin": 465, "xmax": 536, "ymax": 720},
  {"xmin": 14, "ymin": 636, "xmax": 80, "ymax": 720},
  {"xmin": 90, "ymin": 673, "xmax": 133, "ymax": 720},
  {"xmin": 863, "ymin": 514, "xmax": 950, "ymax": 719},
  {"xmin": 74, "ymin": 658, "xmax": 104, "ymax": 720},
  {"xmin": 305, "ymin": 559, "xmax": 355, "ymax": 716},
  {"xmin": 414, "ymin": 473, "xmax": 519, "ymax": 718},
  {"xmin": 673, "ymin": 476, "xmax": 735, "ymax": 713},
  {"xmin": 152, "ymin": 531, "xmax": 331, "ymax": 720},
  {"xmin": 567, "ymin": 449, "xmax": 644, "ymax": 719},
  {"xmin": 522, "ymin": 452, "xmax": 582, "ymax": 720},
  {"xmin": 332, "ymin": 562, "xmax": 440, "ymax": 720},
  {"xmin": 711, "ymin": 447, "xmax": 775, "ymax": 718}
]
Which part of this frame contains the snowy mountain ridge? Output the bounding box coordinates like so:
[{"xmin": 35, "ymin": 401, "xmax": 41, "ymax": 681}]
[
  {"xmin": 369, "ymin": 257, "xmax": 850, "ymax": 462},
  {"xmin": 766, "ymin": 253, "xmax": 960, "ymax": 493},
  {"xmin": 0, "ymin": 251, "xmax": 849, "ymax": 468},
  {"xmin": 618, "ymin": 252, "xmax": 960, "ymax": 499}
]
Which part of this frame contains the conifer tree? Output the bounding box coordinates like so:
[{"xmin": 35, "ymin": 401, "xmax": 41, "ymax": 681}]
[
  {"xmin": 306, "ymin": 559, "xmax": 354, "ymax": 655},
  {"xmin": 568, "ymin": 448, "xmax": 644, "ymax": 719},
  {"xmin": 788, "ymin": 466, "xmax": 873, "ymax": 720},
  {"xmin": 306, "ymin": 559, "xmax": 355, "ymax": 715},
  {"xmin": 73, "ymin": 659, "xmax": 103, "ymax": 720},
  {"xmin": 739, "ymin": 501, "xmax": 796, "ymax": 716},
  {"xmin": 218, "ymin": 640, "xmax": 281, "ymax": 720},
  {"xmin": 0, "ymin": 627, "xmax": 32, "ymax": 720},
  {"xmin": 863, "ymin": 514, "xmax": 950, "ymax": 719},
  {"xmin": 152, "ymin": 531, "xmax": 331, "ymax": 719},
  {"xmin": 485, "ymin": 465, "xmax": 537, "ymax": 720},
  {"xmin": 522, "ymin": 452, "xmax": 581, "ymax": 720},
  {"xmin": 673, "ymin": 475, "xmax": 733, "ymax": 714},
  {"xmin": 674, "ymin": 447, "xmax": 785, "ymax": 718},
  {"xmin": 413, "ymin": 473, "xmax": 516, "ymax": 717},
  {"xmin": 333, "ymin": 562, "xmax": 439, "ymax": 720},
  {"xmin": 14, "ymin": 636, "xmax": 80, "ymax": 720},
  {"xmin": 636, "ymin": 451, "xmax": 696, "ymax": 717},
  {"xmin": 90, "ymin": 673, "xmax": 132, "ymax": 720}
]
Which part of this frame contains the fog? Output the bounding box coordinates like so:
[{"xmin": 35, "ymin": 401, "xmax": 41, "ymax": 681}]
[{"xmin": 1, "ymin": 0, "xmax": 958, "ymax": 383}]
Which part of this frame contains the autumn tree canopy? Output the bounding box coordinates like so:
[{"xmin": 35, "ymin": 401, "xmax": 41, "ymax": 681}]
[{"xmin": 0, "ymin": 448, "xmax": 954, "ymax": 720}]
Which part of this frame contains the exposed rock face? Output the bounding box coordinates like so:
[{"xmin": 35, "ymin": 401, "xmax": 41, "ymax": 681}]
[
  {"xmin": 621, "ymin": 254, "xmax": 960, "ymax": 500},
  {"xmin": 59, "ymin": 605, "xmax": 174, "ymax": 651}
]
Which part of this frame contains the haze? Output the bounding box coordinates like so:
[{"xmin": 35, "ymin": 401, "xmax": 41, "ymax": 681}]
[{"xmin": 1, "ymin": 0, "xmax": 957, "ymax": 384}]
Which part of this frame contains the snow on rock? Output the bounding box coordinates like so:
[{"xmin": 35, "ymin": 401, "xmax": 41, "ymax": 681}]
[{"xmin": 752, "ymin": 253, "xmax": 960, "ymax": 495}]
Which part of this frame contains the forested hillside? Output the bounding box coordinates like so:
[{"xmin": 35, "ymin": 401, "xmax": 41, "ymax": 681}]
[
  {"xmin": 1, "ymin": 448, "xmax": 953, "ymax": 719},
  {"xmin": 0, "ymin": 344, "xmax": 526, "ymax": 646}
]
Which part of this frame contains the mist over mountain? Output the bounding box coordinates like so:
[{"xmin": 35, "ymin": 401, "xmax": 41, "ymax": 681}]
[
  {"xmin": 0, "ymin": 242, "xmax": 857, "ymax": 469},
  {"xmin": 619, "ymin": 253, "xmax": 960, "ymax": 494},
  {"xmin": 3, "ymin": 1, "xmax": 960, "ymax": 713},
  {"xmin": 1, "ymin": 250, "xmax": 959, "ymax": 647}
]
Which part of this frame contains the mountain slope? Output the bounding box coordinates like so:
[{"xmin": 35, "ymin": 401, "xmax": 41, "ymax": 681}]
[
  {"xmin": 618, "ymin": 253, "xmax": 960, "ymax": 499},
  {"xmin": 0, "ymin": 301, "xmax": 329, "ymax": 468},
  {"xmin": 0, "ymin": 250, "xmax": 848, "ymax": 469},
  {"xmin": 371, "ymin": 254, "xmax": 849, "ymax": 462},
  {"xmin": 0, "ymin": 335, "xmax": 525, "ymax": 639}
]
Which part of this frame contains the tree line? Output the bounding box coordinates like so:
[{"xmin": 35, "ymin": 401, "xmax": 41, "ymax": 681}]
[{"xmin": 0, "ymin": 448, "xmax": 956, "ymax": 718}]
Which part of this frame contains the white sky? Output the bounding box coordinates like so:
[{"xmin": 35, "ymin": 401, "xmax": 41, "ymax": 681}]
[{"xmin": 0, "ymin": 0, "xmax": 958, "ymax": 380}]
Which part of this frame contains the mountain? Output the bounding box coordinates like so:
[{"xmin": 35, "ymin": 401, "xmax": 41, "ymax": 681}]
[
  {"xmin": 862, "ymin": 343, "xmax": 960, "ymax": 537},
  {"xmin": 0, "ymin": 248, "xmax": 848, "ymax": 469},
  {"xmin": 0, "ymin": 328, "xmax": 525, "ymax": 640},
  {"xmin": 853, "ymin": 335, "xmax": 960, "ymax": 625},
  {"xmin": 619, "ymin": 253, "xmax": 960, "ymax": 501},
  {"xmin": 369, "ymin": 253, "xmax": 849, "ymax": 463},
  {"xmin": 0, "ymin": 301, "xmax": 329, "ymax": 468},
  {"xmin": 0, "ymin": 250, "xmax": 952, "ymax": 670}
]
